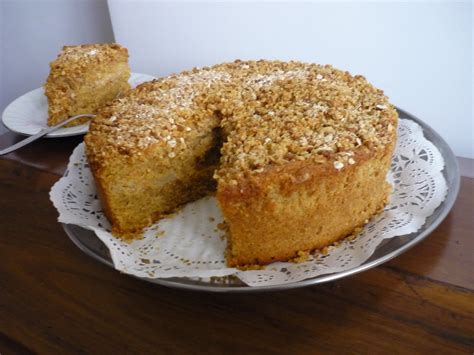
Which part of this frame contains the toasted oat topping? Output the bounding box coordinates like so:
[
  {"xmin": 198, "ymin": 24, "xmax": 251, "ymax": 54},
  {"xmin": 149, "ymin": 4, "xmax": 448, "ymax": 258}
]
[
  {"xmin": 86, "ymin": 60, "xmax": 398, "ymax": 179},
  {"xmin": 87, "ymin": 68, "xmax": 231, "ymax": 156},
  {"xmin": 55, "ymin": 44, "xmax": 126, "ymax": 63},
  {"xmin": 48, "ymin": 44, "xmax": 129, "ymax": 80}
]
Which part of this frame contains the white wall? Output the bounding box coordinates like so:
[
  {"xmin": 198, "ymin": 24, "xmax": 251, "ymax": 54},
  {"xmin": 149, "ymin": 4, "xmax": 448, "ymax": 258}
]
[
  {"xmin": 109, "ymin": 0, "xmax": 473, "ymax": 158},
  {"xmin": 1, "ymin": 1, "xmax": 472, "ymax": 158},
  {"xmin": 0, "ymin": 0, "xmax": 114, "ymax": 118}
]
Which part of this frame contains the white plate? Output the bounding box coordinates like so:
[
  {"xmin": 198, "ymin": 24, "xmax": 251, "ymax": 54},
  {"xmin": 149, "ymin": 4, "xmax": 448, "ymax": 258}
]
[{"xmin": 2, "ymin": 73, "xmax": 155, "ymax": 138}]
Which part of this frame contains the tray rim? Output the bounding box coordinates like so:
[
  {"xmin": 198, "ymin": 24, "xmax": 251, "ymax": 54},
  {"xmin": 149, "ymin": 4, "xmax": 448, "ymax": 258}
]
[{"xmin": 61, "ymin": 107, "xmax": 461, "ymax": 292}]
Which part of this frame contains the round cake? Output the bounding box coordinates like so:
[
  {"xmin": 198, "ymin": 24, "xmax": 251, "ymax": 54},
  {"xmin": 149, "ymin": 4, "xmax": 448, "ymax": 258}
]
[{"xmin": 85, "ymin": 60, "xmax": 398, "ymax": 266}]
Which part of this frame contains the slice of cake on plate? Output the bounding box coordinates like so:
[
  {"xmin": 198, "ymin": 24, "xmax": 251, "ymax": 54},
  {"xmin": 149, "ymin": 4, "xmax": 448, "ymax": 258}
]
[{"xmin": 44, "ymin": 43, "xmax": 130, "ymax": 127}]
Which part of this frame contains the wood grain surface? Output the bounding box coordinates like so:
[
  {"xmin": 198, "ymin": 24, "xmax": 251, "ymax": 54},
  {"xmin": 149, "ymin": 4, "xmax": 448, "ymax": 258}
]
[{"xmin": 0, "ymin": 131, "xmax": 473, "ymax": 354}]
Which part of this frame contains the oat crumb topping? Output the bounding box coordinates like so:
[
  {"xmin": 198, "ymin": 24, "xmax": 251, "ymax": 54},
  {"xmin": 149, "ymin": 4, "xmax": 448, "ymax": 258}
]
[{"xmin": 86, "ymin": 60, "xmax": 398, "ymax": 180}]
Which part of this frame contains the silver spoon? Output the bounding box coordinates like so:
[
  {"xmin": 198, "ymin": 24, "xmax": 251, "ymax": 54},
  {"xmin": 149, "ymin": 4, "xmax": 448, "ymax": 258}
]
[{"xmin": 0, "ymin": 113, "xmax": 95, "ymax": 156}]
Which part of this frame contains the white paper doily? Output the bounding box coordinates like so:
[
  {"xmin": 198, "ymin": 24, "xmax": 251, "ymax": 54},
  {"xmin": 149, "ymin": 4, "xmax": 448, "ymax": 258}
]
[{"xmin": 50, "ymin": 118, "xmax": 448, "ymax": 287}]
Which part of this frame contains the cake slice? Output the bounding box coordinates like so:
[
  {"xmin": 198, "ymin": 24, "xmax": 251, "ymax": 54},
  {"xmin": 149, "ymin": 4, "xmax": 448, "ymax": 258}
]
[{"xmin": 44, "ymin": 44, "xmax": 131, "ymax": 127}]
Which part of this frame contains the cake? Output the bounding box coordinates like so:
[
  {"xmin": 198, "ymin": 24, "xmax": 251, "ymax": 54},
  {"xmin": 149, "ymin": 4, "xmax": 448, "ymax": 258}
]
[
  {"xmin": 85, "ymin": 60, "xmax": 398, "ymax": 267},
  {"xmin": 44, "ymin": 43, "xmax": 131, "ymax": 127}
]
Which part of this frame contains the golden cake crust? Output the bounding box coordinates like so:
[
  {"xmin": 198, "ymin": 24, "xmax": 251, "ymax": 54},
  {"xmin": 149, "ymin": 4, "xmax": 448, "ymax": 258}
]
[
  {"xmin": 85, "ymin": 59, "xmax": 398, "ymax": 265},
  {"xmin": 218, "ymin": 143, "xmax": 394, "ymax": 266}
]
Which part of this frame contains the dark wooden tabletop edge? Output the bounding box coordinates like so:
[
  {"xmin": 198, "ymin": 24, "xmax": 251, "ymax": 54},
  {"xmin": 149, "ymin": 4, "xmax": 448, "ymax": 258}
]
[
  {"xmin": 383, "ymin": 265, "xmax": 474, "ymax": 295},
  {"xmin": 458, "ymin": 156, "xmax": 474, "ymax": 178},
  {"xmin": 0, "ymin": 153, "xmax": 65, "ymax": 178}
]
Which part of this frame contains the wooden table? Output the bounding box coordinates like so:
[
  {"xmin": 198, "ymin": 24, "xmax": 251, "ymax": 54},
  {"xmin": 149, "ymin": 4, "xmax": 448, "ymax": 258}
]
[{"xmin": 0, "ymin": 129, "xmax": 473, "ymax": 354}]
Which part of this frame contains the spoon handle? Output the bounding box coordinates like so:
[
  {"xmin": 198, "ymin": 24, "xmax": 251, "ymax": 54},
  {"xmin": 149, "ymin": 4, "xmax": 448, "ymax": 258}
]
[{"xmin": 0, "ymin": 114, "xmax": 95, "ymax": 156}]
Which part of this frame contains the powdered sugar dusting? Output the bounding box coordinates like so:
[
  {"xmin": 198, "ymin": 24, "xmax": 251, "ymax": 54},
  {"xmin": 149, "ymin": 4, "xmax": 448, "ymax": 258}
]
[
  {"xmin": 93, "ymin": 68, "xmax": 232, "ymax": 153},
  {"xmin": 246, "ymin": 69, "xmax": 308, "ymax": 89}
]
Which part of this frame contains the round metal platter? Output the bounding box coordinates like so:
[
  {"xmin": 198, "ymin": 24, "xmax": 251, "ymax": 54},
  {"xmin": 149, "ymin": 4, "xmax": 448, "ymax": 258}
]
[{"xmin": 62, "ymin": 108, "xmax": 461, "ymax": 292}]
